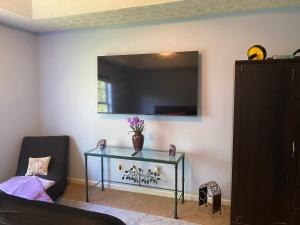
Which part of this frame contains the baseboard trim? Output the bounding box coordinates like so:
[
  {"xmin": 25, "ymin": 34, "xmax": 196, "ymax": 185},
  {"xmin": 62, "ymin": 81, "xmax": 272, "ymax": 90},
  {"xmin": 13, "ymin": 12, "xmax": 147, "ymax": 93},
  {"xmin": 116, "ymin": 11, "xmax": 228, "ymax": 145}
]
[{"xmin": 68, "ymin": 177, "xmax": 231, "ymax": 206}]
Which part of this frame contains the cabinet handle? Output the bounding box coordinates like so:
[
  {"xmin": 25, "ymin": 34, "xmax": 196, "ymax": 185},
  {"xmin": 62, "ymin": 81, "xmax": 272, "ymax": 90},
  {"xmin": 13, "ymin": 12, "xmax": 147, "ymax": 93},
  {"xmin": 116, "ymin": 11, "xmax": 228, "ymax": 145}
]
[{"xmin": 292, "ymin": 141, "xmax": 296, "ymax": 158}]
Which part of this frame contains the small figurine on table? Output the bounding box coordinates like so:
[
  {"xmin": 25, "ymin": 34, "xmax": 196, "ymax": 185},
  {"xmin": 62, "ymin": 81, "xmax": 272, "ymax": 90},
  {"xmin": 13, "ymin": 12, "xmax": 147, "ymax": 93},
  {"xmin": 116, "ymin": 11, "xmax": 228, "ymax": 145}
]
[
  {"xmin": 169, "ymin": 144, "xmax": 176, "ymax": 156},
  {"xmin": 96, "ymin": 139, "xmax": 107, "ymax": 150}
]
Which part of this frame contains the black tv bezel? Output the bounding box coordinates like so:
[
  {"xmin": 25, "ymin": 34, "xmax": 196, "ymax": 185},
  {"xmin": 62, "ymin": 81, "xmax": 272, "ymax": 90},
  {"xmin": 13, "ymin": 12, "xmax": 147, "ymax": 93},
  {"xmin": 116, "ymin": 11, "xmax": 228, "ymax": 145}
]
[{"xmin": 97, "ymin": 51, "xmax": 200, "ymax": 117}]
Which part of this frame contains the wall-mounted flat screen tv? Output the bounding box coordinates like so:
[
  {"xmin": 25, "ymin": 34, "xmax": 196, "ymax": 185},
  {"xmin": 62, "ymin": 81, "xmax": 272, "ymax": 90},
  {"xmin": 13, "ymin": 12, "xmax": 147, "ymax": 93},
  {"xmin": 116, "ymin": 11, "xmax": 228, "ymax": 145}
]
[{"xmin": 98, "ymin": 51, "xmax": 199, "ymax": 116}]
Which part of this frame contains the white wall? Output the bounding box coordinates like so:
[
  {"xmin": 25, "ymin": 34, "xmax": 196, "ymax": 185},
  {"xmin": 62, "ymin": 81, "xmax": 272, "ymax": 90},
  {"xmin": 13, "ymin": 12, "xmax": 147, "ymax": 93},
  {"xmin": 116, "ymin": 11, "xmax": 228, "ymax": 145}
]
[
  {"xmin": 0, "ymin": 24, "xmax": 40, "ymax": 181},
  {"xmin": 37, "ymin": 9, "xmax": 300, "ymax": 200}
]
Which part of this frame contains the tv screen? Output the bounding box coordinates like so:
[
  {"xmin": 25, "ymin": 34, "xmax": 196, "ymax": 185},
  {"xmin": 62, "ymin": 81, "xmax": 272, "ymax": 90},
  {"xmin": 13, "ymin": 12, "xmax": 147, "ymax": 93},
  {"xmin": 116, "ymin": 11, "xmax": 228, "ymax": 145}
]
[{"xmin": 97, "ymin": 51, "xmax": 199, "ymax": 116}]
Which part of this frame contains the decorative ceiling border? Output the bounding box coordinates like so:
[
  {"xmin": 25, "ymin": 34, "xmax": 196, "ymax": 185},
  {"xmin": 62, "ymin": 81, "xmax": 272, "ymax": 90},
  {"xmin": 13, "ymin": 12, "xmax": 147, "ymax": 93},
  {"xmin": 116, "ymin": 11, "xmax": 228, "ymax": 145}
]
[{"xmin": 0, "ymin": 0, "xmax": 299, "ymax": 33}]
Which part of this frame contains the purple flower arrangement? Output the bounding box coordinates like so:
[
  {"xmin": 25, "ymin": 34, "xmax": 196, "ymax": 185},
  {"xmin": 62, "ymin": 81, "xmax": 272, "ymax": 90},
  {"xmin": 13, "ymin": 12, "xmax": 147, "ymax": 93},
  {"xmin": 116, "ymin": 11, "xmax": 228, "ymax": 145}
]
[{"xmin": 127, "ymin": 116, "xmax": 145, "ymax": 134}]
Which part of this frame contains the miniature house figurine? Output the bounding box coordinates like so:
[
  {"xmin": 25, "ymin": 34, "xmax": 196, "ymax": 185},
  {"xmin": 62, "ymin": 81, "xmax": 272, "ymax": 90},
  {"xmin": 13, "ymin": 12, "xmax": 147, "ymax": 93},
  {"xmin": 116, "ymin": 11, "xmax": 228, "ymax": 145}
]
[
  {"xmin": 169, "ymin": 144, "xmax": 176, "ymax": 156},
  {"xmin": 96, "ymin": 139, "xmax": 107, "ymax": 150}
]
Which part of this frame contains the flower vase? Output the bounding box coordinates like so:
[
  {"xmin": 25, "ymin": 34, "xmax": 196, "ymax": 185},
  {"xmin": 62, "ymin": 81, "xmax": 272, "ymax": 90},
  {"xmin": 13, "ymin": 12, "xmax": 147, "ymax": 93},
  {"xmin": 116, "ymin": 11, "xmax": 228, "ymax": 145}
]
[{"xmin": 132, "ymin": 133, "xmax": 144, "ymax": 152}]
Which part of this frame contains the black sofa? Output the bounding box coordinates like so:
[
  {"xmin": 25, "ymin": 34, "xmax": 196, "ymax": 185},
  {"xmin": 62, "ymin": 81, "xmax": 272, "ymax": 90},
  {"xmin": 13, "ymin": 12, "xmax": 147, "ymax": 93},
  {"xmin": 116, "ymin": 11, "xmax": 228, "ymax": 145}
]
[
  {"xmin": 15, "ymin": 136, "xmax": 69, "ymax": 200},
  {"xmin": 1, "ymin": 136, "xmax": 125, "ymax": 225}
]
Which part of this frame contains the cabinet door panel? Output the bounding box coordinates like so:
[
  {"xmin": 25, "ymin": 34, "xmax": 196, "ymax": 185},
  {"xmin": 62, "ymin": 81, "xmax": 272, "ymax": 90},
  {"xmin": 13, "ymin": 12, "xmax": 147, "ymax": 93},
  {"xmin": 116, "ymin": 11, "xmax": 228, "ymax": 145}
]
[
  {"xmin": 294, "ymin": 64, "xmax": 300, "ymax": 225},
  {"xmin": 295, "ymin": 103, "xmax": 300, "ymax": 124},
  {"xmin": 294, "ymin": 187, "xmax": 300, "ymax": 209},
  {"xmin": 295, "ymin": 99, "xmax": 300, "ymax": 184},
  {"xmin": 294, "ymin": 211, "xmax": 300, "ymax": 225},
  {"xmin": 232, "ymin": 62, "xmax": 292, "ymax": 225},
  {"xmin": 295, "ymin": 70, "xmax": 300, "ymax": 99}
]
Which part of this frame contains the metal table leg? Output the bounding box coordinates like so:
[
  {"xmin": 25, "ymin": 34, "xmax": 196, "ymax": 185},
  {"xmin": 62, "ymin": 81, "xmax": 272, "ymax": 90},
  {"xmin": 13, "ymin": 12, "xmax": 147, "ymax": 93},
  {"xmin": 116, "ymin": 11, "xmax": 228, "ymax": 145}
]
[
  {"xmin": 174, "ymin": 164, "xmax": 178, "ymax": 219},
  {"xmin": 85, "ymin": 155, "xmax": 89, "ymax": 202},
  {"xmin": 101, "ymin": 156, "xmax": 104, "ymax": 190},
  {"xmin": 182, "ymin": 155, "xmax": 185, "ymax": 203}
]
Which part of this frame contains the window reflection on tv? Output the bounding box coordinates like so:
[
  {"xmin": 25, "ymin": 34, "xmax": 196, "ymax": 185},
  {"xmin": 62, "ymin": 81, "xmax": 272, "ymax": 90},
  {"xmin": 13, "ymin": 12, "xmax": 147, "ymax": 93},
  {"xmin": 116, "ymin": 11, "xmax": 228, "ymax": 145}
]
[{"xmin": 97, "ymin": 51, "xmax": 199, "ymax": 116}]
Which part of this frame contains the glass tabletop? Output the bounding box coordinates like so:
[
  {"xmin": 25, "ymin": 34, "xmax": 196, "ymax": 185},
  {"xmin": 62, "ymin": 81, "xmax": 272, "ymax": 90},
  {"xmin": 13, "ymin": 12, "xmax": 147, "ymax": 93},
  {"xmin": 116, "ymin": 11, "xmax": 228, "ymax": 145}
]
[{"xmin": 85, "ymin": 146, "xmax": 184, "ymax": 164}]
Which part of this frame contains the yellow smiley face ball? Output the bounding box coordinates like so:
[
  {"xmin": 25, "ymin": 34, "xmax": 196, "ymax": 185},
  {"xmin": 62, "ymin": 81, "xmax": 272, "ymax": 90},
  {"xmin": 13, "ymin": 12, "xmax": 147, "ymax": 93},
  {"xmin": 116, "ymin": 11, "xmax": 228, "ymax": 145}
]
[{"xmin": 247, "ymin": 45, "xmax": 267, "ymax": 60}]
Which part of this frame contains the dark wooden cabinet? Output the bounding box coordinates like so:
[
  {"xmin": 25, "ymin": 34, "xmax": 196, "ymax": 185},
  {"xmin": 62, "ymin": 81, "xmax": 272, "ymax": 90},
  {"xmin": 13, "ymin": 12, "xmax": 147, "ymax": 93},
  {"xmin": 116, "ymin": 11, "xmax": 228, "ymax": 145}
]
[{"xmin": 231, "ymin": 59, "xmax": 300, "ymax": 225}]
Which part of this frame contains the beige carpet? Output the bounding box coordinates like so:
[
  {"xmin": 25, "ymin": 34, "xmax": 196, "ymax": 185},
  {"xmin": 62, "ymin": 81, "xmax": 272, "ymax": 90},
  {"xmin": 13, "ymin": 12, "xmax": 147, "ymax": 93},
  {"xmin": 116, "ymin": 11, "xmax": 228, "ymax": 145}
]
[
  {"xmin": 58, "ymin": 198, "xmax": 200, "ymax": 225},
  {"xmin": 62, "ymin": 183, "xmax": 230, "ymax": 225}
]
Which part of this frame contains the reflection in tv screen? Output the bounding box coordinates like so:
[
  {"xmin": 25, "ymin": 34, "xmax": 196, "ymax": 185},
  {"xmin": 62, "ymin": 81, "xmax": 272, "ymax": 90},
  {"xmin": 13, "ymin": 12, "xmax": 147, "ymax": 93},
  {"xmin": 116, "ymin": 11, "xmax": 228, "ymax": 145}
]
[{"xmin": 97, "ymin": 51, "xmax": 199, "ymax": 116}]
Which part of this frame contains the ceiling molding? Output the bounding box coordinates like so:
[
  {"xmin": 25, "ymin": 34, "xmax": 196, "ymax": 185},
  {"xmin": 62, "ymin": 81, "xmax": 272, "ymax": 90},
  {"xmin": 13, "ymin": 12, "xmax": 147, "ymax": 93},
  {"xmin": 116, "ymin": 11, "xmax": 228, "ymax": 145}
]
[
  {"xmin": 0, "ymin": 0, "xmax": 299, "ymax": 34},
  {"xmin": 0, "ymin": 0, "xmax": 32, "ymax": 18},
  {"xmin": 31, "ymin": 0, "xmax": 180, "ymax": 19}
]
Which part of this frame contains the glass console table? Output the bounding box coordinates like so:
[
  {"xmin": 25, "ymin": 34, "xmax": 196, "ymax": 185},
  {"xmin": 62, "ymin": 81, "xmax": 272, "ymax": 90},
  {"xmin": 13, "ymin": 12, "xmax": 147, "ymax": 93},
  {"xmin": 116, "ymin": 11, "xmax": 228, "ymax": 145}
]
[{"xmin": 84, "ymin": 146, "xmax": 185, "ymax": 219}]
